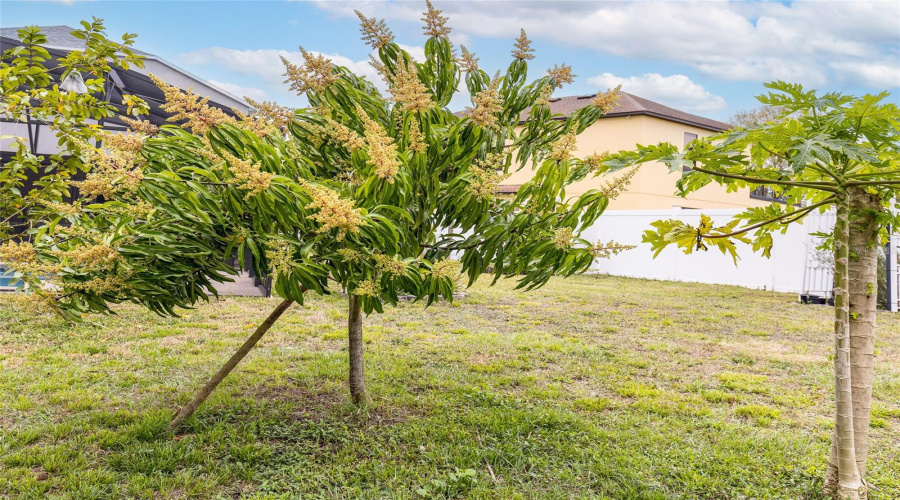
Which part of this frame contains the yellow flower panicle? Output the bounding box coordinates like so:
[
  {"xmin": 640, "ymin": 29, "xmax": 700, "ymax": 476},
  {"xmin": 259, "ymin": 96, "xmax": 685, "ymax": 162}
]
[
  {"xmin": 468, "ymin": 153, "xmax": 510, "ymax": 201},
  {"xmin": 592, "ymin": 85, "xmax": 622, "ymax": 114},
  {"xmin": 535, "ymin": 84, "xmax": 553, "ymax": 106},
  {"xmin": 0, "ymin": 241, "xmax": 37, "ymax": 266},
  {"xmin": 101, "ymin": 132, "xmax": 143, "ymax": 154},
  {"xmin": 458, "ymin": 45, "xmax": 479, "ymax": 73},
  {"xmin": 72, "ymin": 135, "xmax": 144, "ymax": 199},
  {"xmin": 68, "ymin": 275, "xmax": 130, "ymax": 296},
  {"xmin": 429, "ymin": 259, "xmax": 459, "ymax": 280},
  {"xmin": 55, "ymin": 242, "xmax": 121, "ymax": 271},
  {"xmin": 374, "ymin": 254, "xmax": 406, "ymax": 277},
  {"xmin": 549, "ymin": 130, "xmax": 577, "ymax": 162},
  {"xmin": 358, "ymin": 107, "xmax": 401, "ymax": 182},
  {"xmin": 120, "ymin": 116, "xmax": 159, "ymax": 136},
  {"xmin": 234, "ymin": 98, "xmax": 295, "ymax": 138},
  {"xmin": 584, "ymin": 151, "xmax": 611, "ymax": 174},
  {"xmin": 150, "ymin": 74, "xmax": 235, "ymax": 135},
  {"xmin": 407, "ymin": 117, "xmax": 427, "ymax": 154},
  {"xmin": 355, "ymin": 278, "xmax": 380, "ymax": 297},
  {"xmin": 282, "ymin": 48, "xmax": 338, "ymax": 95},
  {"xmin": 265, "ymin": 240, "xmax": 296, "ymax": 279},
  {"xmin": 552, "ymin": 227, "xmax": 574, "ymax": 250},
  {"xmin": 219, "ymin": 150, "xmax": 273, "ymax": 198},
  {"xmin": 356, "ymin": 10, "xmax": 394, "ymax": 49},
  {"xmin": 325, "ymin": 118, "xmax": 366, "ymax": 151},
  {"xmin": 547, "ymin": 64, "xmax": 575, "ymax": 88},
  {"xmin": 512, "ymin": 29, "xmax": 535, "ymax": 60},
  {"xmin": 337, "ymin": 248, "xmax": 363, "ymax": 263},
  {"xmin": 390, "ymin": 62, "xmax": 433, "ymax": 114},
  {"xmin": 422, "ymin": 0, "xmax": 452, "ymax": 38},
  {"xmin": 591, "ymin": 240, "xmax": 636, "ymax": 258},
  {"xmin": 600, "ymin": 166, "xmax": 639, "ymax": 200},
  {"xmin": 368, "ymin": 55, "xmax": 389, "ymax": 85},
  {"xmin": 301, "ymin": 180, "xmax": 364, "ymax": 240},
  {"xmin": 467, "ymin": 73, "xmax": 503, "ymax": 129}
]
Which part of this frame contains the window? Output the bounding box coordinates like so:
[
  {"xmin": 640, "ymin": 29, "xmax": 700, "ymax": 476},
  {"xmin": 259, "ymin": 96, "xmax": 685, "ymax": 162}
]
[
  {"xmin": 750, "ymin": 186, "xmax": 789, "ymax": 203},
  {"xmin": 683, "ymin": 132, "xmax": 698, "ymax": 172}
]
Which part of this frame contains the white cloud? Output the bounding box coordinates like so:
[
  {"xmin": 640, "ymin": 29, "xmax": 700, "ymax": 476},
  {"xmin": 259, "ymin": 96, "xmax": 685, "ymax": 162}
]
[
  {"xmin": 830, "ymin": 60, "xmax": 900, "ymax": 89},
  {"xmin": 179, "ymin": 47, "xmax": 379, "ymax": 86},
  {"xmin": 314, "ymin": 1, "xmax": 900, "ymax": 88},
  {"xmin": 207, "ymin": 80, "xmax": 268, "ymax": 102},
  {"xmin": 179, "ymin": 44, "xmax": 426, "ymax": 99},
  {"xmin": 588, "ymin": 73, "xmax": 727, "ymax": 113},
  {"xmin": 397, "ymin": 44, "xmax": 426, "ymax": 63}
]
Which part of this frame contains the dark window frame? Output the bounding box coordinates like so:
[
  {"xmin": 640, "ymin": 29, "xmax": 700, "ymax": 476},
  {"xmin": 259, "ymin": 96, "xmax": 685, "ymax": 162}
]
[{"xmin": 683, "ymin": 132, "xmax": 698, "ymax": 172}]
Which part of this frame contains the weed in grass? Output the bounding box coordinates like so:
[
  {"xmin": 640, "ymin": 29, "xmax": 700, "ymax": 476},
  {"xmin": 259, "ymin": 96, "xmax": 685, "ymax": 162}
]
[
  {"xmin": 735, "ymin": 404, "xmax": 780, "ymax": 426},
  {"xmin": 574, "ymin": 397, "xmax": 612, "ymax": 412},
  {"xmin": 614, "ymin": 381, "xmax": 662, "ymax": 398},
  {"xmin": 729, "ymin": 354, "xmax": 756, "ymax": 365},
  {"xmin": 702, "ymin": 390, "xmax": 739, "ymax": 404},
  {"xmin": 738, "ymin": 327, "xmax": 771, "ymax": 337},
  {"xmin": 870, "ymin": 417, "xmax": 889, "ymax": 429},
  {"xmin": 873, "ymin": 405, "xmax": 900, "ymax": 420},
  {"xmin": 772, "ymin": 390, "xmax": 820, "ymax": 409},
  {"xmin": 718, "ymin": 372, "xmax": 771, "ymax": 394},
  {"xmin": 84, "ymin": 344, "xmax": 108, "ymax": 355}
]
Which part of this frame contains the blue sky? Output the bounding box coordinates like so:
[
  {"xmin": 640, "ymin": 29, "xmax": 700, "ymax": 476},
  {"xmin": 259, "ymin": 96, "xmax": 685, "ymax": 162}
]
[{"xmin": 3, "ymin": 0, "xmax": 898, "ymax": 120}]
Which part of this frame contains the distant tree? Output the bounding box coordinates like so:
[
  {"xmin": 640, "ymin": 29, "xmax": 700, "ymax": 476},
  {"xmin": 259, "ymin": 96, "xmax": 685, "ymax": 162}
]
[
  {"xmin": 0, "ymin": 20, "xmax": 147, "ymax": 241},
  {"xmin": 1, "ymin": 3, "xmax": 629, "ymax": 431},
  {"xmin": 728, "ymin": 104, "xmax": 786, "ymax": 128},
  {"xmin": 606, "ymin": 81, "xmax": 900, "ymax": 500}
]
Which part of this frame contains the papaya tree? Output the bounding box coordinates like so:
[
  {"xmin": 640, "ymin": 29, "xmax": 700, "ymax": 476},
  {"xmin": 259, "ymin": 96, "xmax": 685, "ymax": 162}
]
[
  {"xmin": 2, "ymin": 3, "xmax": 628, "ymax": 431},
  {"xmin": 604, "ymin": 81, "xmax": 900, "ymax": 500}
]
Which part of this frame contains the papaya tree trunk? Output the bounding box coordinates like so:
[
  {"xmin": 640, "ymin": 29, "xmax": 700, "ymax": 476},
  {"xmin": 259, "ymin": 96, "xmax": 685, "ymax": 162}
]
[
  {"xmin": 348, "ymin": 294, "xmax": 369, "ymax": 406},
  {"xmin": 824, "ymin": 196, "xmax": 866, "ymax": 500},
  {"xmin": 168, "ymin": 298, "xmax": 294, "ymax": 432},
  {"xmin": 847, "ymin": 186, "xmax": 880, "ymax": 478}
]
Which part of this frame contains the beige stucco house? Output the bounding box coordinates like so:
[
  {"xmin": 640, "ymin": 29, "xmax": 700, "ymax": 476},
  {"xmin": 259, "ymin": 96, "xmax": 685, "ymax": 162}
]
[{"xmin": 502, "ymin": 92, "xmax": 772, "ymax": 210}]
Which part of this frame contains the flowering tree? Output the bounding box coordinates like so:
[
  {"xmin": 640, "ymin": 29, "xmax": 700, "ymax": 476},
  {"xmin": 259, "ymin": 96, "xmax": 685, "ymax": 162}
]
[
  {"xmin": 606, "ymin": 81, "xmax": 900, "ymax": 500},
  {"xmin": 2, "ymin": 3, "xmax": 628, "ymax": 430},
  {"xmin": 0, "ymin": 20, "xmax": 147, "ymax": 241}
]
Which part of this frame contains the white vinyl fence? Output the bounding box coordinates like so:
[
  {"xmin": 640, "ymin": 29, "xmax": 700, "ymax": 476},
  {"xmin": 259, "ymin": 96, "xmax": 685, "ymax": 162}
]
[{"xmin": 582, "ymin": 207, "xmax": 833, "ymax": 294}]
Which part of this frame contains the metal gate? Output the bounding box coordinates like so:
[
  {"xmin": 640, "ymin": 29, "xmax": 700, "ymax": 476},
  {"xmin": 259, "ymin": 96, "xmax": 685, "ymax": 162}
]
[
  {"xmin": 800, "ymin": 211, "xmax": 836, "ymax": 304},
  {"xmin": 888, "ymin": 231, "xmax": 899, "ymax": 312}
]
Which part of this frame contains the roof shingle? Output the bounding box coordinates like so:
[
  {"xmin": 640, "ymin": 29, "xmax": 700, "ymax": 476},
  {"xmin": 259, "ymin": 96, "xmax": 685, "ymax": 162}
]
[{"xmin": 521, "ymin": 91, "xmax": 732, "ymax": 132}]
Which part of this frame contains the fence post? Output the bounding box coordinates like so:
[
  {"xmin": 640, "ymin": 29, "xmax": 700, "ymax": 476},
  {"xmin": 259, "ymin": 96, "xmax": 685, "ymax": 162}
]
[{"xmin": 888, "ymin": 226, "xmax": 898, "ymax": 312}]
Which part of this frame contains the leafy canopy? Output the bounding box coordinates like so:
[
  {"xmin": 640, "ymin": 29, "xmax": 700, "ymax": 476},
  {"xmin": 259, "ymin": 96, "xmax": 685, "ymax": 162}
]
[
  {"xmin": 3, "ymin": 7, "xmax": 628, "ymax": 319},
  {"xmin": 0, "ymin": 19, "xmax": 147, "ymax": 241},
  {"xmin": 605, "ymin": 80, "xmax": 900, "ymax": 261}
]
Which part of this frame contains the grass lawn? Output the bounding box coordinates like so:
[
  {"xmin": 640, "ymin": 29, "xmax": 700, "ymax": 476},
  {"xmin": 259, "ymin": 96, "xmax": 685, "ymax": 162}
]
[{"xmin": 1, "ymin": 274, "xmax": 899, "ymax": 499}]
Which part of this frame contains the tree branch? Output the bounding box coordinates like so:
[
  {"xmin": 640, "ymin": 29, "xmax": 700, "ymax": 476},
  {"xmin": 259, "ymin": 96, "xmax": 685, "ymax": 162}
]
[
  {"xmin": 689, "ymin": 166, "xmax": 839, "ymax": 193},
  {"xmin": 702, "ymin": 197, "xmax": 835, "ymax": 240}
]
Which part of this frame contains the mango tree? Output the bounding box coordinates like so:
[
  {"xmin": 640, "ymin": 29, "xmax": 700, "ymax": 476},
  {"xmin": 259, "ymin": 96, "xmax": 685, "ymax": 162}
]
[
  {"xmin": 2, "ymin": 3, "xmax": 628, "ymax": 431},
  {"xmin": 605, "ymin": 81, "xmax": 900, "ymax": 500},
  {"xmin": 0, "ymin": 20, "xmax": 147, "ymax": 242}
]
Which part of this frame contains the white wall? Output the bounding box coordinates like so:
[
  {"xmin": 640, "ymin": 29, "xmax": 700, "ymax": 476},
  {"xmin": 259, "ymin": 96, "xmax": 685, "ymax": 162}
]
[{"xmin": 583, "ymin": 207, "xmax": 830, "ymax": 294}]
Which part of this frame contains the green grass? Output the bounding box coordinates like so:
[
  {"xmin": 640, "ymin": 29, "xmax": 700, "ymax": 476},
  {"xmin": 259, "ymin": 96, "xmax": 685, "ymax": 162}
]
[{"xmin": 2, "ymin": 274, "xmax": 899, "ymax": 499}]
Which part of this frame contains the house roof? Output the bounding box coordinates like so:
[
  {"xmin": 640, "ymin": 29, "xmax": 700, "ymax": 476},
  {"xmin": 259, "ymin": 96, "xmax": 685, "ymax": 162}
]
[
  {"xmin": 458, "ymin": 91, "xmax": 732, "ymax": 132},
  {"xmin": 1, "ymin": 25, "xmax": 151, "ymax": 56},
  {"xmin": 0, "ymin": 25, "xmax": 247, "ymax": 116},
  {"xmin": 530, "ymin": 92, "xmax": 731, "ymax": 132}
]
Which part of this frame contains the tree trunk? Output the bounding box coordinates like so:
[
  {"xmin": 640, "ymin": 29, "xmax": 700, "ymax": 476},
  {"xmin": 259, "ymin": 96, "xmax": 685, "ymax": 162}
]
[
  {"xmin": 348, "ymin": 294, "xmax": 369, "ymax": 406},
  {"xmin": 824, "ymin": 196, "xmax": 866, "ymax": 500},
  {"xmin": 168, "ymin": 298, "xmax": 294, "ymax": 432},
  {"xmin": 847, "ymin": 186, "xmax": 880, "ymax": 479}
]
